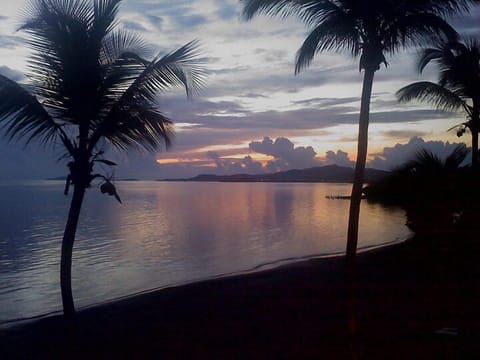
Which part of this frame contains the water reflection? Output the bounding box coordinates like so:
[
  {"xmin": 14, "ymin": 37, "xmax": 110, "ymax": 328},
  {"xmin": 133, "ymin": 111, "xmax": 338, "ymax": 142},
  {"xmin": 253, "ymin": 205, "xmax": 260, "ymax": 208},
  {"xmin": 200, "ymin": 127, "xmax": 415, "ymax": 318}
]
[{"xmin": 0, "ymin": 181, "xmax": 411, "ymax": 323}]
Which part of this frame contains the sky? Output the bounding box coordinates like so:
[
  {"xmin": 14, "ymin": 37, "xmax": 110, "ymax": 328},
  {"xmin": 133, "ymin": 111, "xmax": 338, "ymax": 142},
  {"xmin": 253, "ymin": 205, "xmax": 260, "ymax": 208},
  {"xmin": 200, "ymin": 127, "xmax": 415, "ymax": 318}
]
[{"xmin": 0, "ymin": 0, "xmax": 479, "ymax": 180}]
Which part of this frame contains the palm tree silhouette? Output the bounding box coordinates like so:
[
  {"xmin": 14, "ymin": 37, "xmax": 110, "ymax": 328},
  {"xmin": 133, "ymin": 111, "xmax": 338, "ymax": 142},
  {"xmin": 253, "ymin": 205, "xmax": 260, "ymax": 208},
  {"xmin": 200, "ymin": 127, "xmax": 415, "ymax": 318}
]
[
  {"xmin": 241, "ymin": 0, "xmax": 477, "ymax": 263},
  {"xmin": 397, "ymin": 38, "xmax": 480, "ymax": 168},
  {"xmin": 0, "ymin": 0, "xmax": 204, "ymax": 317}
]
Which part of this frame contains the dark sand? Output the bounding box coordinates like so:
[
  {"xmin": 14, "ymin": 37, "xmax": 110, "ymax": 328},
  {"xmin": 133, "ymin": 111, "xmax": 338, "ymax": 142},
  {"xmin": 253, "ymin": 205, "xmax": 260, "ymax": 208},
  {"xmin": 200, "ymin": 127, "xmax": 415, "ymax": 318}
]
[{"xmin": 1, "ymin": 233, "xmax": 479, "ymax": 359}]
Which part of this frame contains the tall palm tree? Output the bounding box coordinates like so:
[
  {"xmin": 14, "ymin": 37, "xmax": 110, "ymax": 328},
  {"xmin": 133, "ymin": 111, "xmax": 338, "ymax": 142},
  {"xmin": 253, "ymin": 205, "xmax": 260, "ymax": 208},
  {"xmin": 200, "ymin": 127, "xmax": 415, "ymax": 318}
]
[
  {"xmin": 241, "ymin": 0, "xmax": 478, "ymax": 264},
  {"xmin": 397, "ymin": 38, "xmax": 480, "ymax": 168},
  {"xmin": 0, "ymin": 0, "xmax": 204, "ymax": 317}
]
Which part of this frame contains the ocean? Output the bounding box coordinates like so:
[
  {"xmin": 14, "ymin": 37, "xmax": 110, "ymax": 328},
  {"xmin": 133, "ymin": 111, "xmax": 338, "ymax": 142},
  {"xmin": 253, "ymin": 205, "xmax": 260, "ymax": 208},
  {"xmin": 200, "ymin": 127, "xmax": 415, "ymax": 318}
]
[{"xmin": 0, "ymin": 181, "xmax": 411, "ymax": 324}]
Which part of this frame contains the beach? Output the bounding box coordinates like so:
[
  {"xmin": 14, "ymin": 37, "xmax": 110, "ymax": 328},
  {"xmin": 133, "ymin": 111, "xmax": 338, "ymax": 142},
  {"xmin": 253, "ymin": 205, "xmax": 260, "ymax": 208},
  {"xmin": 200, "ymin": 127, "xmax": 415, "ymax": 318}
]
[{"xmin": 1, "ymin": 233, "xmax": 479, "ymax": 359}]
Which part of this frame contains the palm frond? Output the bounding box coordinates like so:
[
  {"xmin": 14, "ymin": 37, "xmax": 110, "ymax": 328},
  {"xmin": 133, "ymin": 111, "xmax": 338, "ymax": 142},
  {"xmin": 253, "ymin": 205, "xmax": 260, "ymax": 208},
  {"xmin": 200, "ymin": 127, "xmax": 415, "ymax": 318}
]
[
  {"xmin": 417, "ymin": 46, "xmax": 451, "ymax": 73},
  {"xmin": 0, "ymin": 74, "xmax": 73, "ymax": 151},
  {"xmin": 412, "ymin": 0, "xmax": 480, "ymax": 18},
  {"xmin": 444, "ymin": 144, "xmax": 469, "ymax": 169},
  {"xmin": 102, "ymin": 106, "xmax": 174, "ymax": 152},
  {"xmin": 242, "ymin": 0, "xmax": 474, "ymax": 74},
  {"xmin": 88, "ymin": 40, "xmax": 205, "ymax": 152},
  {"xmin": 100, "ymin": 29, "xmax": 153, "ymax": 65},
  {"xmin": 149, "ymin": 40, "xmax": 207, "ymax": 98},
  {"xmin": 241, "ymin": 0, "xmax": 332, "ymax": 25},
  {"xmin": 383, "ymin": 13, "xmax": 457, "ymax": 54},
  {"xmin": 403, "ymin": 144, "xmax": 468, "ymax": 172},
  {"xmin": 413, "ymin": 149, "xmax": 443, "ymax": 169},
  {"xmin": 396, "ymin": 81, "xmax": 466, "ymax": 112},
  {"xmin": 90, "ymin": 0, "xmax": 121, "ymax": 40},
  {"xmin": 19, "ymin": 0, "xmax": 124, "ymax": 126},
  {"xmin": 295, "ymin": 10, "xmax": 358, "ymax": 73}
]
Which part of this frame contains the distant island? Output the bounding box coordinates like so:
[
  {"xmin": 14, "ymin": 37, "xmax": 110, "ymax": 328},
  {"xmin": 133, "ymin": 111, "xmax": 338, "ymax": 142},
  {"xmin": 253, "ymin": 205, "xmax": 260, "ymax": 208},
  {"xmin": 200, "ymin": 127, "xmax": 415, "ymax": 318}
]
[
  {"xmin": 160, "ymin": 165, "xmax": 389, "ymax": 183},
  {"xmin": 46, "ymin": 177, "xmax": 140, "ymax": 181}
]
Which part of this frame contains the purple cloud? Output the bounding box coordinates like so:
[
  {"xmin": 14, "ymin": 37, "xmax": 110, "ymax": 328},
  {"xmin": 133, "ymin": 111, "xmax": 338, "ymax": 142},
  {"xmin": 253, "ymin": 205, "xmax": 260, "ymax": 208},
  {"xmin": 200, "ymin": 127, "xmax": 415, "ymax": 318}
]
[
  {"xmin": 368, "ymin": 137, "xmax": 469, "ymax": 170},
  {"xmin": 325, "ymin": 150, "xmax": 355, "ymax": 167}
]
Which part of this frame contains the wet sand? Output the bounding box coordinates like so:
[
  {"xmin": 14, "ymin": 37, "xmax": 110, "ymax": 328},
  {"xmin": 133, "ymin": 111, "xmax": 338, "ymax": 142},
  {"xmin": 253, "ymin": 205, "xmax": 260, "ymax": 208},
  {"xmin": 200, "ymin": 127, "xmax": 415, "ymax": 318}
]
[{"xmin": 1, "ymin": 233, "xmax": 479, "ymax": 359}]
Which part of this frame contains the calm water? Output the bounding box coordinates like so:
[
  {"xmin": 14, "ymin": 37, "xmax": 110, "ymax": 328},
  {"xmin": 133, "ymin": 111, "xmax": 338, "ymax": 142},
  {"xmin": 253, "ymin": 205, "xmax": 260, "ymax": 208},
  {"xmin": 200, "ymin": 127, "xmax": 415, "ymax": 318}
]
[{"xmin": 0, "ymin": 181, "xmax": 411, "ymax": 324}]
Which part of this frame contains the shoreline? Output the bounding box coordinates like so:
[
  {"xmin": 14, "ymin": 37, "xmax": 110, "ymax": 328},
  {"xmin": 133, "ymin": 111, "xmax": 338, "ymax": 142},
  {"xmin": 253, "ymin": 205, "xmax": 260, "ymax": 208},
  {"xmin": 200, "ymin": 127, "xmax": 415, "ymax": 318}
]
[
  {"xmin": 1, "ymin": 233, "xmax": 479, "ymax": 359},
  {"xmin": 0, "ymin": 235, "xmax": 410, "ymax": 330}
]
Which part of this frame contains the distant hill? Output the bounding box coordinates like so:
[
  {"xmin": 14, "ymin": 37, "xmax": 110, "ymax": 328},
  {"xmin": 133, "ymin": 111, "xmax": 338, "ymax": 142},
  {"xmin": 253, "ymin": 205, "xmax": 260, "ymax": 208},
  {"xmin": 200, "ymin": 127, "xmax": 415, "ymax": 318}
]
[{"xmin": 161, "ymin": 165, "xmax": 389, "ymax": 183}]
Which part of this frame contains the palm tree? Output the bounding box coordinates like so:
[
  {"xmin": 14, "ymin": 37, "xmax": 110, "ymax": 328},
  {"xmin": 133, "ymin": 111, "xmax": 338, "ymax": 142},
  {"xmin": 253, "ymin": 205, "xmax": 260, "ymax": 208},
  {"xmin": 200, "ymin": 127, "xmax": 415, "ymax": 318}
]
[
  {"xmin": 397, "ymin": 38, "xmax": 480, "ymax": 168},
  {"xmin": 0, "ymin": 0, "xmax": 204, "ymax": 317},
  {"xmin": 364, "ymin": 145, "xmax": 469, "ymax": 232},
  {"xmin": 241, "ymin": 0, "xmax": 478, "ymax": 264}
]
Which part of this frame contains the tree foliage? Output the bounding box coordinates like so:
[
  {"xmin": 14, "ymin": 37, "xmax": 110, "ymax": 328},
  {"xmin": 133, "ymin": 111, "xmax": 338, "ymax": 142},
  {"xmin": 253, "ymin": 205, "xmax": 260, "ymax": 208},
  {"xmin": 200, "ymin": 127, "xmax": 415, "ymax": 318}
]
[{"xmin": 0, "ymin": 0, "xmax": 205, "ymax": 166}]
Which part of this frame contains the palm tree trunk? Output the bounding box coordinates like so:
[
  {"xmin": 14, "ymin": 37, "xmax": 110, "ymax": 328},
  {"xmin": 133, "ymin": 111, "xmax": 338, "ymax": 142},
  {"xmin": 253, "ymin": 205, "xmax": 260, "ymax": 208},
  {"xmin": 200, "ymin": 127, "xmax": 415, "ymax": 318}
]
[
  {"xmin": 346, "ymin": 69, "xmax": 376, "ymax": 265},
  {"xmin": 345, "ymin": 68, "xmax": 375, "ymax": 349},
  {"xmin": 471, "ymin": 104, "xmax": 479, "ymax": 170},
  {"xmin": 60, "ymin": 184, "xmax": 86, "ymax": 317},
  {"xmin": 472, "ymin": 128, "xmax": 478, "ymax": 169}
]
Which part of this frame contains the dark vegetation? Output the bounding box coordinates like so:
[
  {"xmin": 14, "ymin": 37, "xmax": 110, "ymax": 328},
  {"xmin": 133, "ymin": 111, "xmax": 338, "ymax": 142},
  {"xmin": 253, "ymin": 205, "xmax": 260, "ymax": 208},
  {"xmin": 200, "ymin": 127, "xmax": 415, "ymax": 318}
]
[{"xmin": 364, "ymin": 146, "xmax": 480, "ymax": 235}]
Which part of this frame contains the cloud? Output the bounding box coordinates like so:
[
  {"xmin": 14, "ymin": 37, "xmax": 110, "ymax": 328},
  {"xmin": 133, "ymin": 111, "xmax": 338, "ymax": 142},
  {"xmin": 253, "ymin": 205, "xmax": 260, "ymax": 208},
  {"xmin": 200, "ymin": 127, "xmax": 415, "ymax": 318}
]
[
  {"xmin": 249, "ymin": 137, "xmax": 320, "ymax": 172},
  {"xmin": 121, "ymin": 20, "xmax": 149, "ymax": 32},
  {"xmin": 206, "ymin": 151, "xmax": 263, "ymax": 174},
  {"xmin": 254, "ymin": 48, "xmax": 288, "ymax": 62},
  {"xmin": 449, "ymin": 7, "xmax": 480, "ymax": 35},
  {"xmin": 0, "ymin": 65, "xmax": 25, "ymax": 81},
  {"xmin": 170, "ymin": 14, "xmax": 208, "ymax": 30},
  {"xmin": 325, "ymin": 150, "xmax": 355, "ymax": 167},
  {"xmin": 381, "ymin": 130, "xmax": 430, "ymax": 139},
  {"xmin": 109, "ymin": 151, "xmax": 164, "ymax": 180},
  {"xmin": 368, "ymin": 137, "xmax": 468, "ymax": 171},
  {"xmin": 145, "ymin": 15, "xmax": 164, "ymax": 30},
  {"xmin": 0, "ymin": 35, "xmax": 24, "ymax": 49},
  {"xmin": 204, "ymin": 136, "xmax": 329, "ymax": 176},
  {"xmin": 215, "ymin": 1, "xmax": 238, "ymax": 20},
  {"xmin": 0, "ymin": 0, "xmax": 477, "ymax": 181}
]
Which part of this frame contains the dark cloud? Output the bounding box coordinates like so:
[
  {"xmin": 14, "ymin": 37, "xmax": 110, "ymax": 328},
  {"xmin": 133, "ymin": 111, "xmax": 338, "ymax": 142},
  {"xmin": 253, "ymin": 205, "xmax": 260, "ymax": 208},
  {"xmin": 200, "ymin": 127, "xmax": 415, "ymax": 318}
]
[
  {"xmin": 238, "ymin": 92, "xmax": 268, "ymax": 99},
  {"xmin": 368, "ymin": 137, "xmax": 468, "ymax": 171},
  {"xmin": 206, "ymin": 64, "xmax": 251, "ymax": 76},
  {"xmin": 369, "ymin": 109, "xmax": 452, "ymax": 123},
  {"xmin": 145, "ymin": 15, "xmax": 164, "ymax": 30},
  {"xmin": 381, "ymin": 130, "xmax": 430, "ymax": 139},
  {"xmin": 152, "ymin": 93, "xmax": 456, "ymax": 160},
  {"xmin": 292, "ymin": 97, "xmax": 360, "ymax": 108}
]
